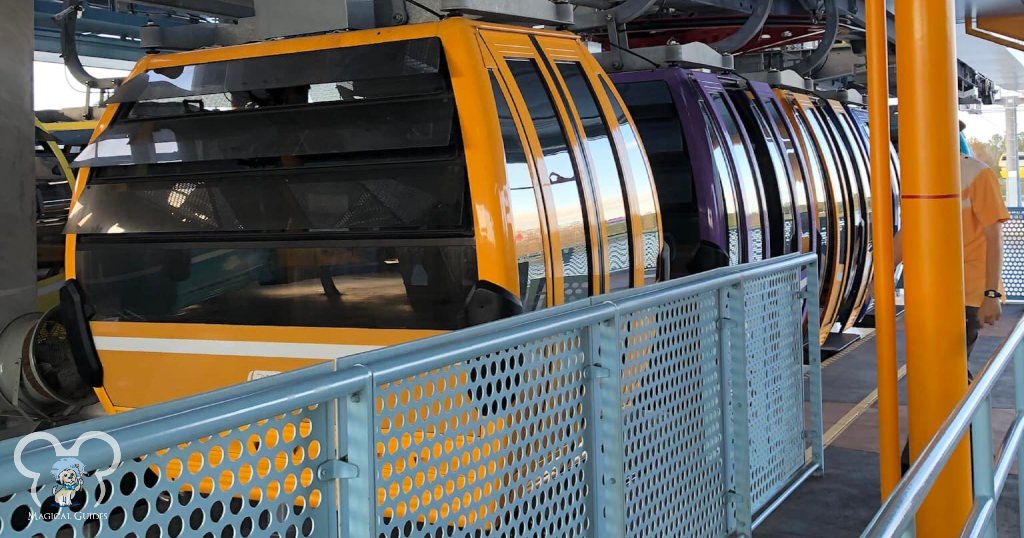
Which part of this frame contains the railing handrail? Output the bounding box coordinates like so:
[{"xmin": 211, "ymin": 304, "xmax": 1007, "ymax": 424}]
[
  {"xmin": 861, "ymin": 315, "xmax": 1024, "ymax": 537},
  {"xmin": 0, "ymin": 253, "xmax": 817, "ymax": 499}
]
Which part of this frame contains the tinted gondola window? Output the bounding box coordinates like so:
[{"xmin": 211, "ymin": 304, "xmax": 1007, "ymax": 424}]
[
  {"xmin": 77, "ymin": 244, "xmax": 477, "ymax": 330},
  {"xmin": 72, "ymin": 38, "xmax": 481, "ymax": 332},
  {"xmin": 742, "ymin": 95, "xmax": 798, "ymax": 255},
  {"xmin": 700, "ymin": 102, "xmax": 742, "ymax": 266},
  {"xmin": 710, "ymin": 93, "xmax": 764, "ymax": 262},
  {"xmin": 507, "ymin": 59, "xmax": 591, "ymax": 303},
  {"xmin": 489, "ymin": 74, "xmax": 548, "ymax": 311},
  {"xmin": 557, "ymin": 63, "xmax": 632, "ymax": 291},
  {"xmin": 600, "ymin": 77, "xmax": 659, "ymax": 284},
  {"xmin": 764, "ymin": 101, "xmax": 814, "ymax": 252},
  {"xmin": 617, "ymin": 80, "xmax": 706, "ymax": 277}
]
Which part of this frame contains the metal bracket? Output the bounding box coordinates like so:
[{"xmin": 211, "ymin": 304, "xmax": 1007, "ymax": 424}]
[
  {"xmin": 584, "ymin": 365, "xmax": 611, "ymax": 379},
  {"xmin": 594, "ymin": 42, "xmax": 735, "ymax": 73},
  {"xmin": 140, "ymin": 19, "xmax": 256, "ymax": 51},
  {"xmin": 441, "ymin": 0, "xmax": 574, "ymax": 26},
  {"xmin": 816, "ymin": 88, "xmax": 865, "ymax": 105},
  {"xmin": 742, "ymin": 69, "xmax": 815, "ymax": 92},
  {"xmin": 317, "ymin": 458, "xmax": 359, "ymax": 481}
]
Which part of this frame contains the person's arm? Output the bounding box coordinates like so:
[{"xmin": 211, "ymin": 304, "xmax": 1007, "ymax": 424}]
[{"xmin": 979, "ymin": 222, "xmax": 1004, "ymax": 325}]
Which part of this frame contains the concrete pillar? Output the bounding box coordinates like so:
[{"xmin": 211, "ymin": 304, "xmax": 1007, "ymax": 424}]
[
  {"xmin": 0, "ymin": 0, "xmax": 37, "ymax": 330},
  {"xmin": 1007, "ymin": 98, "xmax": 1019, "ymax": 208}
]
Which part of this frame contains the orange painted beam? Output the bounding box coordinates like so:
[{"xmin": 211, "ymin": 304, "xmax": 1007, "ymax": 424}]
[
  {"xmin": 895, "ymin": 0, "xmax": 973, "ymax": 534},
  {"xmin": 866, "ymin": 0, "xmax": 900, "ymax": 500}
]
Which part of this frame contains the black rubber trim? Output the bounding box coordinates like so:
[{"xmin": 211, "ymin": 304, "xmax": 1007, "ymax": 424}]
[{"xmin": 59, "ymin": 279, "xmax": 103, "ymax": 388}]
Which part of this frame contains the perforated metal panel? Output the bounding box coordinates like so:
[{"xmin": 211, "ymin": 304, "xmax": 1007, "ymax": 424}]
[
  {"xmin": 618, "ymin": 291, "xmax": 728, "ymax": 537},
  {"xmin": 372, "ymin": 331, "xmax": 592, "ymax": 538},
  {"xmin": 1003, "ymin": 208, "xmax": 1024, "ymax": 300},
  {"xmin": 0, "ymin": 403, "xmax": 334, "ymax": 538},
  {"xmin": 743, "ymin": 270, "xmax": 807, "ymax": 509},
  {"xmin": 0, "ymin": 255, "xmax": 822, "ymax": 538}
]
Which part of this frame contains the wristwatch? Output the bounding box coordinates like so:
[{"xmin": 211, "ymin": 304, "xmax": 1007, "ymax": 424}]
[{"xmin": 985, "ymin": 289, "xmax": 1003, "ymax": 299}]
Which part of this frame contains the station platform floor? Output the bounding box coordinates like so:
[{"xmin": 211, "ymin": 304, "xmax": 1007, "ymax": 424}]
[{"xmin": 758, "ymin": 305, "xmax": 1024, "ymax": 537}]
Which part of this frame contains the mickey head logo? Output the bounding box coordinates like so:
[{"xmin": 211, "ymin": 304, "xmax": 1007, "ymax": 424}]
[{"xmin": 14, "ymin": 431, "xmax": 121, "ymax": 509}]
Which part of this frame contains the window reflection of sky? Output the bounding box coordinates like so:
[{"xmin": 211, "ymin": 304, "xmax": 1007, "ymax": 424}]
[
  {"xmin": 711, "ymin": 94, "xmax": 763, "ymax": 229},
  {"xmin": 600, "ymin": 77, "xmax": 659, "ymax": 280},
  {"xmin": 490, "ymin": 73, "xmax": 548, "ymax": 309},
  {"xmin": 507, "ymin": 58, "xmax": 590, "ymax": 300},
  {"xmin": 557, "ymin": 62, "xmax": 630, "ymax": 288},
  {"xmin": 150, "ymin": 66, "xmax": 196, "ymax": 91}
]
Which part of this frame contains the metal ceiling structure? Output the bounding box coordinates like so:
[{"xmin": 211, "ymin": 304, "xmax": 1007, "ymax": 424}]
[
  {"xmin": 954, "ymin": 0, "xmax": 1024, "ymax": 93},
  {"xmin": 28, "ymin": 0, "xmax": 1009, "ymax": 101}
]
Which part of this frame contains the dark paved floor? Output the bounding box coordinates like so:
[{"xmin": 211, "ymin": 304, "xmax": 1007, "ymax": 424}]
[{"xmin": 758, "ymin": 305, "xmax": 1024, "ymax": 537}]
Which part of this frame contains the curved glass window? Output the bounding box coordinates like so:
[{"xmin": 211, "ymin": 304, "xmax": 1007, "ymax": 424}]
[
  {"xmin": 600, "ymin": 77, "xmax": 659, "ymax": 284},
  {"xmin": 710, "ymin": 93, "xmax": 764, "ymax": 262},
  {"xmin": 67, "ymin": 162, "xmax": 469, "ymax": 235},
  {"xmin": 76, "ymin": 243, "xmax": 476, "ymax": 330},
  {"xmin": 558, "ymin": 63, "xmax": 632, "ymax": 291},
  {"xmin": 109, "ymin": 38, "xmax": 444, "ymax": 105},
  {"xmin": 764, "ymin": 101, "xmax": 814, "ymax": 253},
  {"xmin": 700, "ymin": 102, "xmax": 742, "ymax": 266},
  {"xmin": 618, "ymin": 80, "xmax": 708, "ymax": 277},
  {"xmin": 507, "ymin": 59, "xmax": 591, "ymax": 303},
  {"xmin": 490, "ymin": 73, "xmax": 548, "ymax": 311}
]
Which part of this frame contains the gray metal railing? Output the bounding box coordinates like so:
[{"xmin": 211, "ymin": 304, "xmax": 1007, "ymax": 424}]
[
  {"xmin": 0, "ymin": 254, "xmax": 821, "ymax": 538},
  {"xmin": 862, "ymin": 316, "xmax": 1024, "ymax": 537}
]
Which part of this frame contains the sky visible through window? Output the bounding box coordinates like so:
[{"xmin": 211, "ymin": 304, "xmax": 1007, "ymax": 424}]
[{"xmin": 34, "ymin": 58, "xmax": 130, "ymax": 111}]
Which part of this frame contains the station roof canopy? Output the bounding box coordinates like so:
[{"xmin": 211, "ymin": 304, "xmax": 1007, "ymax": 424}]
[{"xmin": 956, "ymin": 0, "xmax": 1024, "ymax": 92}]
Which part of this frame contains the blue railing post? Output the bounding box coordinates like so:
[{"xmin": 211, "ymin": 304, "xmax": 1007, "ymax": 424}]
[
  {"xmin": 718, "ymin": 284, "xmax": 738, "ymax": 533},
  {"xmin": 726, "ymin": 279, "xmax": 753, "ymax": 537},
  {"xmin": 342, "ymin": 366, "xmax": 376, "ymax": 537},
  {"xmin": 582, "ymin": 313, "xmax": 626, "ymax": 538},
  {"xmin": 1015, "ymin": 345, "xmax": 1024, "ymax": 536},
  {"xmin": 970, "ymin": 395, "xmax": 997, "ymax": 538},
  {"xmin": 806, "ymin": 259, "xmax": 825, "ymax": 474}
]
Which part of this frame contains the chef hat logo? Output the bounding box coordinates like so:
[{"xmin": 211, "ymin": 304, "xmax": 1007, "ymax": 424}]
[{"xmin": 14, "ymin": 431, "xmax": 121, "ymax": 508}]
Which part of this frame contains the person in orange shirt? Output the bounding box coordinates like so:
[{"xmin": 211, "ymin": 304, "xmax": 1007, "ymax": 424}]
[
  {"xmin": 894, "ymin": 147, "xmax": 1010, "ymax": 357},
  {"xmin": 896, "ymin": 135, "xmax": 1010, "ymax": 473}
]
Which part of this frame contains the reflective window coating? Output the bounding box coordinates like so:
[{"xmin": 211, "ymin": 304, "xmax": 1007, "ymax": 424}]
[
  {"xmin": 764, "ymin": 100, "xmax": 814, "ymax": 252},
  {"xmin": 600, "ymin": 77, "xmax": 659, "ymax": 284},
  {"xmin": 76, "ymin": 243, "xmax": 476, "ymax": 330},
  {"xmin": 710, "ymin": 93, "xmax": 764, "ymax": 262},
  {"xmin": 734, "ymin": 90, "xmax": 797, "ymax": 256},
  {"xmin": 109, "ymin": 38, "xmax": 444, "ymax": 105},
  {"xmin": 490, "ymin": 73, "xmax": 548, "ymax": 311},
  {"xmin": 66, "ymin": 162, "xmax": 469, "ymax": 235},
  {"xmin": 507, "ymin": 59, "xmax": 590, "ymax": 303},
  {"xmin": 618, "ymin": 80, "xmax": 717, "ymax": 277},
  {"xmin": 74, "ymin": 96, "xmax": 455, "ymax": 169},
  {"xmin": 557, "ymin": 62, "xmax": 632, "ymax": 291},
  {"xmin": 701, "ymin": 102, "xmax": 742, "ymax": 266},
  {"xmin": 801, "ymin": 107, "xmax": 848, "ymax": 260}
]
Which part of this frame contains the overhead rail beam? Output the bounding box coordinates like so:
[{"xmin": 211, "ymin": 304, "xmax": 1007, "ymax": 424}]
[
  {"xmin": 742, "ymin": 69, "xmax": 815, "ymax": 91},
  {"xmin": 790, "ymin": 0, "xmax": 840, "ymax": 75},
  {"xmin": 709, "ymin": 0, "xmax": 774, "ymax": 53},
  {"xmin": 112, "ymin": 0, "xmax": 255, "ymax": 19},
  {"xmin": 441, "ymin": 0, "xmax": 574, "ymax": 26},
  {"xmin": 593, "ymin": 41, "xmax": 735, "ymax": 72},
  {"xmin": 571, "ymin": 0, "xmax": 660, "ymax": 30}
]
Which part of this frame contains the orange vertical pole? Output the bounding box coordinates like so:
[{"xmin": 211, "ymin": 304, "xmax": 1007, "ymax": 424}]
[
  {"xmin": 866, "ymin": 0, "xmax": 900, "ymax": 500},
  {"xmin": 894, "ymin": 0, "xmax": 973, "ymax": 535}
]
